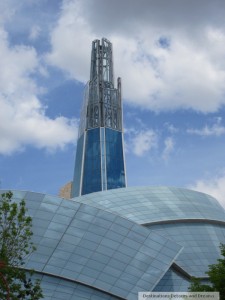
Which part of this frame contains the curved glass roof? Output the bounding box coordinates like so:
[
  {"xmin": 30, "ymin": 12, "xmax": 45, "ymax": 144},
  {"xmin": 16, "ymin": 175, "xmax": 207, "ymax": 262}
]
[
  {"xmin": 1, "ymin": 190, "xmax": 182, "ymax": 300},
  {"xmin": 2, "ymin": 187, "xmax": 225, "ymax": 297},
  {"xmin": 74, "ymin": 186, "xmax": 225, "ymax": 225}
]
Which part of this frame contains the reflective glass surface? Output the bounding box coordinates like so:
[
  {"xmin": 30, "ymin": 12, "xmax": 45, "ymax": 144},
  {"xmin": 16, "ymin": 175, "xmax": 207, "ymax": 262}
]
[
  {"xmin": 153, "ymin": 267, "xmax": 190, "ymax": 292},
  {"xmin": 76, "ymin": 128, "xmax": 126, "ymax": 196},
  {"xmin": 72, "ymin": 134, "xmax": 84, "ymax": 197},
  {"xmin": 77, "ymin": 186, "xmax": 225, "ymax": 225},
  {"xmin": 105, "ymin": 128, "xmax": 126, "ymax": 190},
  {"xmin": 148, "ymin": 222, "xmax": 225, "ymax": 277},
  {"xmin": 1, "ymin": 190, "xmax": 182, "ymax": 300},
  {"xmin": 2, "ymin": 186, "xmax": 225, "ymax": 298},
  {"xmin": 154, "ymin": 267, "xmax": 210, "ymax": 292},
  {"xmin": 32, "ymin": 273, "xmax": 120, "ymax": 300},
  {"xmin": 82, "ymin": 128, "xmax": 101, "ymax": 195}
]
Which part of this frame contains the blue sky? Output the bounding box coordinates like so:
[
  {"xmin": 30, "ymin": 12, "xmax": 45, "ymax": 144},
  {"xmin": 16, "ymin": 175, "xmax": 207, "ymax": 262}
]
[{"xmin": 1, "ymin": 0, "xmax": 225, "ymax": 208}]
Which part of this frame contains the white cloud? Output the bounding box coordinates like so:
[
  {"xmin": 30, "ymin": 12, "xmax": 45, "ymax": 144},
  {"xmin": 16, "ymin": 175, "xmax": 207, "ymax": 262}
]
[
  {"xmin": 187, "ymin": 119, "xmax": 225, "ymax": 136},
  {"xmin": 126, "ymin": 129, "xmax": 158, "ymax": 157},
  {"xmin": 162, "ymin": 137, "xmax": 175, "ymax": 161},
  {"xmin": 0, "ymin": 28, "xmax": 77, "ymax": 155},
  {"xmin": 164, "ymin": 123, "xmax": 179, "ymax": 134},
  {"xmin": 46, "ymin": 0, "xmax": 225, "ymax": 113},
  {"xmin": 46, "ymin": 0, "xmax": 93, "ymax": 82},
  {"xmin": 189, "ymin": 173, "xmax": 225, "ymax": 209},
  {"xmin": 0, "ymin": 0, "xmax": 21, "ymax": 24},
  {"xmin": 29, "ymin": 25, "xmax": 41, "ymax": 41}
]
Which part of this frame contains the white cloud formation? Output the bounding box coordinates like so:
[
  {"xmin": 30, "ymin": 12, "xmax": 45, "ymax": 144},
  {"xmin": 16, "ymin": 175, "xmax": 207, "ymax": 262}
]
[
  {"xmin": 189, "ymin": 173, "xmax": 225, "ymax": 209},
  {"xmin": 126, "ymin": 129, "xmax": 158, "ymax": 157},
  {"xmin": 46, "ymin": 0, "xmax": 93, "ymax": 82},
  {"xmin": 162, "ymin": 137, "xmax": 175, "ymax": 161},
  {"xmin": 29, "ymin": 25, "xmax": 41, "ymax": 41},
  {"xmin": 0, "ymin": 28, "xmax": 77, "ymax": 155},
  {"xmin": 0, "ymin": 0, "xmax": 22, "ymax": 24},
  {"xmin": 187, "ymin": 118, "xmax": 225, "ymax": 136},
  {"xmin": 46, "ymin": 0, "xmax": 225, "ymax": 113},
  {"xmin": 164, "ymin": 123, "xmax": 179, "ymax": 134}
]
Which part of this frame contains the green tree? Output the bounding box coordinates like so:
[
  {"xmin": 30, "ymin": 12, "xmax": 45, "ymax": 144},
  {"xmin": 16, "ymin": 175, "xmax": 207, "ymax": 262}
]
[
  {"xmin": 0, "ymin": 191, "xmax": 42, "ymax": 299},
  {"xmin": 189, "ymin": 243, "xmax": 225, "ymax": 300}
]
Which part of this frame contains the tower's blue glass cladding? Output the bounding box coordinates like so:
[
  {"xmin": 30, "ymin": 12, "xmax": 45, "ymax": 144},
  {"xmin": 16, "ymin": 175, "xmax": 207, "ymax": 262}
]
[{"xmin": 72, "ymin": 38, "xmax": 126, "ymax": 197}]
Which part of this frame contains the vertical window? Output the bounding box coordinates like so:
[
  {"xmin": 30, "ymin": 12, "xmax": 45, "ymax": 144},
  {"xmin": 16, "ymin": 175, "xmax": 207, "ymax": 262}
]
[
  {"xmin": 82, "ymin": 128, "xmax": 102, "ymax": 195},
  {"xmin": 105, "ymin": 128, "xmax": 126, "ymax": 190}
]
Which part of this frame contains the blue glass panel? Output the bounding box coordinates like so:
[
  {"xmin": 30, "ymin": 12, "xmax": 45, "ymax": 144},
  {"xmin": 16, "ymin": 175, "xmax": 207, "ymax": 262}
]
[
  {"xmin": 105, "ymin": 128, "xmax": 126, "ymax": 190},
  {"xmin": 100, "ymin": 127, "xmax": 107, "ymax": 190},
  {"xmin": 72, "ymin": 133, "xmax": 84, "ymax": 197},
  {"xmin": 153, "ymin": 267, "xmax": 190, "ymax": 292},
  {"xmin": 82, "ymin": 128, "xmax": 102, "ymax": 195}
]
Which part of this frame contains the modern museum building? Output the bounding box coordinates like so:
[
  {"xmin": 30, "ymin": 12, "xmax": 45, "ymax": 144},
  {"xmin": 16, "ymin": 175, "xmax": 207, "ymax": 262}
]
[{"xmin": 1, "ymin": 39, "xmax": 225, "ymax": 300}]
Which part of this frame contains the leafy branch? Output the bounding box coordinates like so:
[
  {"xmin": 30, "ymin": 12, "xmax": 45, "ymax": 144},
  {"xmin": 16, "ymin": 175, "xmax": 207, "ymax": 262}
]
[{"xmin": 0, "ymin": 191, "xmax": 42, "ymax": 300}]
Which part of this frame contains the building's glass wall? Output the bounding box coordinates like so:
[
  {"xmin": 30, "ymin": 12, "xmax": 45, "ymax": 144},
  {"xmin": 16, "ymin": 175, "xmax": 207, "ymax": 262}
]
[
  {"xmin": 79, "ymin": 128, "xmax": 126, "ymax": 196},
  {"xmin": 2, "ymin": 188, "xmax": 225, "ymax": 296},
  {"xmin": 105, "ymin": 128, "xmax": 125, "ymax": 190},
  {"xmin": 77, "ymin": 186, "xmax": 225, "ymax": 225},
  {"xmin": 82, "ymin": 128, "xmax": 101, "ymax": 195},
  {"xmin": 33, "ymin": 273, "xmax": 120, "ymax": 300},
  {"xmin": 72, "ymin": 134, "xmax": 84, "ymax": 197},
  {"xmin": 153, "ymin": 267, "xmax": 190, "ymax": 292},
  {"xmin": 1, "ymin": 189, "xmax": 183, "ymax": 299},
  {"xmin": 148, "ymin": 222, "xmax": 225, "ymax": 277},
  {"xmin": 100, "ymin": 127, "xmax": 107, "ymax": 190}
]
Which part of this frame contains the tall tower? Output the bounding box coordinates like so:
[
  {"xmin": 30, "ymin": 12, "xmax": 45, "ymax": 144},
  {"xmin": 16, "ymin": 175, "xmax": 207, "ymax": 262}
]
[{"xmin": 72, "ymin": 38, "xmax": 127, "ymax": 197}]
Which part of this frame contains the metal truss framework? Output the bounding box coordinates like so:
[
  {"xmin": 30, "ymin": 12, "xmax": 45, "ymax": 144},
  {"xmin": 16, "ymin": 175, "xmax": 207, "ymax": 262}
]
[{"xmin": 79, "ymin": 38, "xmax": 122, "ymax": 137}]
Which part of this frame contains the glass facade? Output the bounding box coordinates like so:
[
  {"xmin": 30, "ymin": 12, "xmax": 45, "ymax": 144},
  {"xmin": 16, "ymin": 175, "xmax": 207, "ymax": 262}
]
[
  {"xmin": 78, "ymin": 186, "xmax": 225, "ymax": 225},
  {"xmin": 153, "ymin": 267, "xmax": 190, "ymax": 292},
  {"xmin": 105, "ymin": 128, "xmax": 125, "ymax": 190},
  {"xmin": 72, "ymin": 134, "xmax": 85, "ymax": 197},
  {"xmin": 82, "ymin": 128, "xmax": 102, "ymax": 195},
  {"xmin": 148, "ymin": 222, "xmax": 225, "ymax": 277},
  {"xmin": 72, "ymin": 38, "xmax": 126, "ymax": 197},
  {"xmin": 1, "ymin": 186, "xmax": 225, "ymax": 298},
  {"xmin": 1, "ymin": 188, "xmax": 187, "ymax": 299},
  {"xmin": 32, "ymin": 273, "xmax": 120, "ymax": 300},
  {"xmin": 74, "ymin": 186, "xmax": 225, "ymax": 292},
  {"xmin": 73, "ymin": 127, "xmax": 126, "ymax": 196}
]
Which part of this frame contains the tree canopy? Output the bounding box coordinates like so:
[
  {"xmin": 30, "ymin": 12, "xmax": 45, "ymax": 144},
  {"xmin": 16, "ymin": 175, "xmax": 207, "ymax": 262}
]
[
  {"xmin": 0, "ymin": 191, "xmax": 42, "ymax": 299},
  {"xmin": 189, "ymin": 243, "xmax": 225, "ymax": 300}
]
